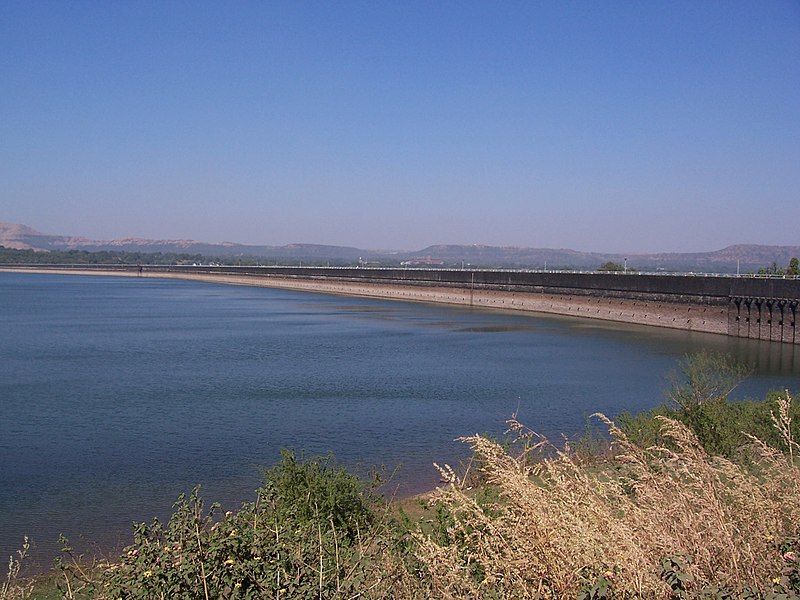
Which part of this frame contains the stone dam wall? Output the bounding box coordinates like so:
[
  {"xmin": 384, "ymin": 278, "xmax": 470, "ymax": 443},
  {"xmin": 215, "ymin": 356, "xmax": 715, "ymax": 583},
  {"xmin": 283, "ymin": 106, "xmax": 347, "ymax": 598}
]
[{"xmin": 4, "ymin": 265, "xmax": 800, "ymax": 344}]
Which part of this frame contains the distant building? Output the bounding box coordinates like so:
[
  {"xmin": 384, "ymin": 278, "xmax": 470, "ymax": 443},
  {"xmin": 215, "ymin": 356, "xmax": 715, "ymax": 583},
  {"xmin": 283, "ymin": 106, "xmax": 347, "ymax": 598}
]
[{"xmin": 400, "ymin": 258, "xmax": 445, "ymax": 267}]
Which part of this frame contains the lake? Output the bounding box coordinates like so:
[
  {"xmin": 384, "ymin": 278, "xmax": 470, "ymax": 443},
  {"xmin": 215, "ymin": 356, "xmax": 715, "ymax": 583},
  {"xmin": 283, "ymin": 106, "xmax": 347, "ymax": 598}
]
[{"xmin": 1, "ymin": 272, "xmax": 798, "ymax": 567}]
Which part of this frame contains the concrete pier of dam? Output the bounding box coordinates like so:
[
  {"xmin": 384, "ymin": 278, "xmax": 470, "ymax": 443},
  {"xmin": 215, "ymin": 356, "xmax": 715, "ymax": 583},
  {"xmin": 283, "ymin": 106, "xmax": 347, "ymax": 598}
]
[{"xmin": 4, "ymin": 265, "xmax": 800, "ymax": 344}]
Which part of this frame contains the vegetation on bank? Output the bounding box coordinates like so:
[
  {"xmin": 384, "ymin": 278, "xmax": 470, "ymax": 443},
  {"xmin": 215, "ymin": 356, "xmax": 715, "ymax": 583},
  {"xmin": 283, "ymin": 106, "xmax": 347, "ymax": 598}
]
[
  {"xmin": 4, "ymin": 353, "xmax": 800, "ymax": 599},
  {"xmin": 0, "ymin": 246, "xmax": 212, "ymax": 266},
  {"xmin": 755, "ymin": 257, "xmax": 799, "ymax": 277},
  {"xmin": 598, "ymin": 261, "xmax": 628, "ymax": 272},
  {"xmin": 616, "ymin": 351, "xmax": 800, "ymax": 459},
  {"xmin": 0, "ymin": 247, "xmax": 358, "ymax": 268}
]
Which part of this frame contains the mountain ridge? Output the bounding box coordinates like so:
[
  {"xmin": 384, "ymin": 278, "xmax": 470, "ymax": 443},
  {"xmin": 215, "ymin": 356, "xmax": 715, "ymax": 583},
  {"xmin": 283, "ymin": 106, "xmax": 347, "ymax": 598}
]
[{"xmin": 1, "ymin": 221, "xmax": 797, "ymax": 272}]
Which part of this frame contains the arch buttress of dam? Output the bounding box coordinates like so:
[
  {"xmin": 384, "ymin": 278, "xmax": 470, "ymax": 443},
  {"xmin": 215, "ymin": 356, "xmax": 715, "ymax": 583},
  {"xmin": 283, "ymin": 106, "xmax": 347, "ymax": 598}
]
[{"xmin": 729, "ymin": 297, "xmax": 798, "ymax": 345}]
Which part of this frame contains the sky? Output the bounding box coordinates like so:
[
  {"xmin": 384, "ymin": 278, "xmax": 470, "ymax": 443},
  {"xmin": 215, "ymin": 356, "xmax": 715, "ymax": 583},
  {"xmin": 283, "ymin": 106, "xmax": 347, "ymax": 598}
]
[{"xmin": 1, "ymin": 1, "xmax": 799, "ymax": 252}]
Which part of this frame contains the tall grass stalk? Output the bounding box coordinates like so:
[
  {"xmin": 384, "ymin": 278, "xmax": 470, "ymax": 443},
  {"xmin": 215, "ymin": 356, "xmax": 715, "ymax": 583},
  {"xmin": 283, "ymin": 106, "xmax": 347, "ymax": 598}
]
[
  {"xmin": 414, "ymin": 393, "xmax": 800, "ymax": 598},
  {"xmin": 1, "ymin": 538, "xmax": 32, "ymax": 600}
]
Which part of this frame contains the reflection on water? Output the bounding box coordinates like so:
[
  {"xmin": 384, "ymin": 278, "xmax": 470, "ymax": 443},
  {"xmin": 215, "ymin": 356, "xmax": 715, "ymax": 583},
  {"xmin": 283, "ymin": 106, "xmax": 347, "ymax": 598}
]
[
  {"xmin": 0, "ymin": 272, "xmax": 798, "ymax": 568},
  {"xmin": 458, "ymin": 325, "xmax": 541, "ymax": 333},
  {"xmin": 331, "ymin": 298, "xmax": 800, "ymax": 377}
]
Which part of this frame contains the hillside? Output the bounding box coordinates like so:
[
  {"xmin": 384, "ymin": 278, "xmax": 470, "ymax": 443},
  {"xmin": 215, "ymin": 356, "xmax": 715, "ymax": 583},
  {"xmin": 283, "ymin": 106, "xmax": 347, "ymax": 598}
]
[{"xmin": 1, "ymin": 221, "xmax": 797, "ymax": 272}]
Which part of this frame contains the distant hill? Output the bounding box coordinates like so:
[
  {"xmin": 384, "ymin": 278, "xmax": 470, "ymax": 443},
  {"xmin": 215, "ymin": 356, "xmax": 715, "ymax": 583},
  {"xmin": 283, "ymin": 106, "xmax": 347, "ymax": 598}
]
[
  {"xmin": 407, "ymin": 244, "xmax": 800, "ymax": 272},
  {"xmin": 1, "ymin": 221, "xmax": 798, "ymax": 273},
  {"xmin": 0, "ymin": 221, "xmax": 369, "ymax": 262}
]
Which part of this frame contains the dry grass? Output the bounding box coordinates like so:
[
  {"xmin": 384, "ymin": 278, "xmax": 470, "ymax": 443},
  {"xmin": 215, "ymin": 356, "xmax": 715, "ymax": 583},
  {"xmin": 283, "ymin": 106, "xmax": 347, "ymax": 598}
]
[
  {"xmin": 413, "ymin": 391, "xmax": 800, "ymax": 599},
  {"xmin": 1, "ymin": 538, "xmax": 32, "ymax": 600}
]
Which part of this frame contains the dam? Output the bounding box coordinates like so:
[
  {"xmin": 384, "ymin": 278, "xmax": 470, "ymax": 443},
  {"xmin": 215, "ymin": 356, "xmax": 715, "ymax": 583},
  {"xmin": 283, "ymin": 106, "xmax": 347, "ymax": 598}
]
[{"xmin": 4, "ymin": 264, "xmax": 800, "ymax": 344}]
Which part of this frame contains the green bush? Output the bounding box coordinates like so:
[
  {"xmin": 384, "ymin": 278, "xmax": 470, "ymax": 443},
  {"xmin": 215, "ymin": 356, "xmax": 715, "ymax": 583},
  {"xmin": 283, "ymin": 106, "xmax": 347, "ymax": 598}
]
[
  {"xmin": 617, "ymin": 352, "xmax": 798, "ymax": 459},
  {"xmin": 619, "ymin": 392, "xmax": 800, "ymax": 459},
  {"xmin": 259, "ymin": 450, "xmax": 377, "ymax": 542},
  {"xmin": 76, "ymin": 452, "xmax": 407, "ymax": 599}
]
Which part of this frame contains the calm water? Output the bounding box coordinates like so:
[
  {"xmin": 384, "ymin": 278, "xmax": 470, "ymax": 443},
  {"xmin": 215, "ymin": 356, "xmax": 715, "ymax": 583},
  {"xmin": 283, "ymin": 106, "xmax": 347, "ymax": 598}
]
[{"xmin": 1, "ymin": 272, "xmax": 799, "ymax": 567}]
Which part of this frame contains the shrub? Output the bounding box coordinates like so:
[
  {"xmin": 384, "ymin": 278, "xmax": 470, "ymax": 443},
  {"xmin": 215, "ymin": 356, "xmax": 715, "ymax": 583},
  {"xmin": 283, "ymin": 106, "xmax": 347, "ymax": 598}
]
[
  {"xmin": 57, "ymin": 452, "xmax": 422, "ymax": 599},
  {"xmin": 616, "ymin": 352, "xmax": 798, "ymax": 460},
  {"xmin": 258, "ymin": 450, "xmax": 377, "ymax": 542},
  {"xmin": 619, "ymin": 391, "xmax": 800, "ymax": 459},
  {"xmin": 666, "ymin": 351, "xmax": 752, "ymax": 411}
]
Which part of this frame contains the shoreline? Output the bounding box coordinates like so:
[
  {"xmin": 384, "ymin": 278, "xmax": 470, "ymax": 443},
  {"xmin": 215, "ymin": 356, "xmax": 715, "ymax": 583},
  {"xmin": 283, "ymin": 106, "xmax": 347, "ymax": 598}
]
[{"xmin": 0, "ymin": 266, "xmax": 733, "ymax": 338}]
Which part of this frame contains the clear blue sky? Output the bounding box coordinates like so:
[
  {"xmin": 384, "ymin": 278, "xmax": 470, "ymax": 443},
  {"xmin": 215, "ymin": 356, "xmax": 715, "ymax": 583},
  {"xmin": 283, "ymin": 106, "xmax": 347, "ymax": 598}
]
[{"xmin": 1, "ymin": 1, "xmax": 798, "ymax": 251}]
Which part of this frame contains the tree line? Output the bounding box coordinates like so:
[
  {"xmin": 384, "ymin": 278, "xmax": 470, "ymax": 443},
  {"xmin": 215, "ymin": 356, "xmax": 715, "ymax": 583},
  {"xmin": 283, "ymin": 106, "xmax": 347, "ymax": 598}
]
[{"xmin": 757, "ymin": 257, "xmax": 799, "ymax": 276}]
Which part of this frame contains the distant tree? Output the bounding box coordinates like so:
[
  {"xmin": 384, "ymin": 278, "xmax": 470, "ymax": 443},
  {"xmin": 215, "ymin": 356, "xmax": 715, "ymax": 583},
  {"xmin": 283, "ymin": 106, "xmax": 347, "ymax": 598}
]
[
  {"xmin": 598, "ymin": 261, "xmax": 624, "ymax": 272},
  {"xmin": 788, "ymin": 257, "xmax": 799, "ymax": 277},
  {"xmin": 757, "ymin": 261, "xmax": 785, "ymax": 276}
]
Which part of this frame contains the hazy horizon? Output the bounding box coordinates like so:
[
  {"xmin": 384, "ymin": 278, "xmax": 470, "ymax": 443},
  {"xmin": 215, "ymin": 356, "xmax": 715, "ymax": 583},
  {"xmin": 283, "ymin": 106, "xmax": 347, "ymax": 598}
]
[
  {"xmin": 6, "ymin": 218, "xmax": 800, "ymax": 257},
  {"xmin": 2, "ymin": 2, "xmax": 799, "ymax": 252}
]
